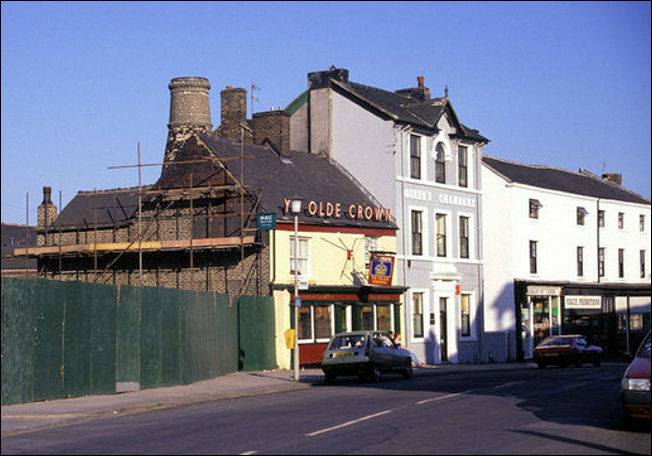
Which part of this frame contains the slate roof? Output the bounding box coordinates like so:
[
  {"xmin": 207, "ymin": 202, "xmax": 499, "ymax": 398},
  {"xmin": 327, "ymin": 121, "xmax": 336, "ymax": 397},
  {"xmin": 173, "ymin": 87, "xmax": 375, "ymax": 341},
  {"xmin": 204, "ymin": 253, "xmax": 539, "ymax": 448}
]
[
  {"xmin": 482, "ymin": 156, "xmax": 650, "ymax": 205},
  {"xmin": 328, "ymin": 79, "xmax": 489, "ymax": 143},
  {"xmin": 52, "ymin": 187, "xmax": 146, "ymax": 229},
  {"xmin": 1, "ymin": 223, "xmax": 37, "ymax": 269},
  {"xmin": 196, "ymin": 134, "xmax": 397, "ymax": 229}
]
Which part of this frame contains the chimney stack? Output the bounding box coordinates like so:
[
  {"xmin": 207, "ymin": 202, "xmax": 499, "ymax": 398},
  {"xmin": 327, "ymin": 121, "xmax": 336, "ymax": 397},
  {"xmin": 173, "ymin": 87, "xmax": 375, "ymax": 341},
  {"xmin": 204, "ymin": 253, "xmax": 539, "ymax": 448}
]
[
  {"xmin": 216, "ymin": 86, "xmax": 250, "ymax": 143},
  {"xmin": 395, "ymin": 76, "xmax": 431, "ymax": 102},
  {"xmin": 252, "ymin": 110, "xmax": 291, "ymax": 158},
  {"xmin": 37, "ymin": 186, "xmax": 58, "ymax": 230},
  {"xmin": 602, "ymin": 173, "xmax": 622, "ymax": 186},
  {"xmin": 164, "ymin": 77, "xmax": 212, "ymax": 162}
]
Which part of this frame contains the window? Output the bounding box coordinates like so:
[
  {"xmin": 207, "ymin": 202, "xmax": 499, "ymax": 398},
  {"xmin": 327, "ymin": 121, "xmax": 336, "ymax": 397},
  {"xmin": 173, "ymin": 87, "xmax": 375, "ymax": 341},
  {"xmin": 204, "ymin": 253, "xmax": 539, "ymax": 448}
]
[
  {"xmin": 640, "ymin": 215, "xmax": 646, "ymax": 232},
  {"xmin": 618, "ymin": 212, "xmax": 624, "ymax": 229},
  {"xmin": 577, "ymin": 207, "xmax": 588, "ymax": 225},
  {"xmin": 314, "ymin": 306, "xmax": 332, "ymax": 340},
  {"xmin": 298, "ymin": 306, "xmax": 312, "ymax": 340},
  {"xmin": 412, "ymin": 292, "xmax": 424, "ymax": 338},
  {"xmin": 460, "ymin": 294, "xmax": 471, "ymax": 337},
  {"xmin": 458, "ymin": 145, "xmax": 468, "ymax": 187},
  {"xmin": 530, "ymin": 240, "xmax": 538, "ymax": 274},
  {"xmin": 436, "ymin": 213, "xmax": 447, "ymax": 257},
  {"xmin": 364, "ymin": 236, "xmax": 379, "ymax": 266},
  {"xmin": 376, "ymin": 305, "xmax": 391, "ymax": 331},
  {"xmin": 410, "ymin": 135, "xmax": 421, "ymax": 179},
  {"xmin": 360, "ymin": 305, "xmax": 374, "ymax": 330},
  {"xmin": 529, "ymin": 199, "xmax": 542, "ymax": 219},
  {"xmin": 577, "ymin": 246, "xmax": 584, "ymax": 277},
  {"xmin": 435, "ymin": 142, "xmax": 446, "ymax": 184},
  {"xmin": 459, "ymin": 216, "xmax": 470, "ymax": 259},
  {"xmin": 290, "ymin": 237, "xmax": 310, "ymax": 278},
  {"xmin": 598, "ymin": 248, "xmax": 605, "ymax": 277},
  {"xmin": 618, "ymin": 248, "xmax": 625, "ymax": 278},
  {"xmin": 641, "ymin": 250, "xmax": 646, "ymax": 279},
  {"xmin": 411, "ymin": 210, "xmax": 423, "ymax": 255},
  {"xmin": 598, "ymin": 210, "xmax": 605, "ymax": 228}
]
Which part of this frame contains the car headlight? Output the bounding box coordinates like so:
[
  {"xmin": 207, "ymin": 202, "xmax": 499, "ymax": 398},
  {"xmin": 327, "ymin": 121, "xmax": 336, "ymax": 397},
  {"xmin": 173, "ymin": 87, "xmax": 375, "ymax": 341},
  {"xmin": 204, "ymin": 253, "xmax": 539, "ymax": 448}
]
[{"xmin": 621, "ymin": 377, "xmax": 651, "ymax": 391}]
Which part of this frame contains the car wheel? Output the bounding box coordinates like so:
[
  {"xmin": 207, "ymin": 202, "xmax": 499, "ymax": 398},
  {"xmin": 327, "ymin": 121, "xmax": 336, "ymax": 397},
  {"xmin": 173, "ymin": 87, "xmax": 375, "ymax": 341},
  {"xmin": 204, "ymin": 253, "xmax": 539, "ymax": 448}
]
[
  {"xmin": 593, "ymin": 356, "xmax": 601, "ymax": 367},
  {"xmin": 369, "ymin": 365, "xmax": 382, "ymax": 382},
  {"xmin": 537, "ymin": 361, "xmax": 545, "ymax": 369},
  {"xmin": 403, "ymin": 359, "xmax": 413, "ymax": 379},
  {"xmin": 325, "ymin": 372, "xmax": 337, "ymax": 384}
]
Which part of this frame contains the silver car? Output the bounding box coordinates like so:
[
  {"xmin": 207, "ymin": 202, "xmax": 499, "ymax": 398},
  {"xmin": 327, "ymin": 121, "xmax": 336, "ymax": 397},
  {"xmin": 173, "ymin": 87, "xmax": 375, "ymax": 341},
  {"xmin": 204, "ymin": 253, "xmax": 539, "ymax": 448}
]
[{"xmin": 321, "ymin": 330, "xmax": 413, "ymax": 383}]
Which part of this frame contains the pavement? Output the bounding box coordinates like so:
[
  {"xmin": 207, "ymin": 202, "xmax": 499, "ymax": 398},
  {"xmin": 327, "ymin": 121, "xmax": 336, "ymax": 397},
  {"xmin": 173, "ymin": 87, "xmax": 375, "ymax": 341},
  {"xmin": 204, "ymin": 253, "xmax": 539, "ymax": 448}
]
[{"xmin": 1, "ymin": 361, "xmax": 541, "ymax": 437}]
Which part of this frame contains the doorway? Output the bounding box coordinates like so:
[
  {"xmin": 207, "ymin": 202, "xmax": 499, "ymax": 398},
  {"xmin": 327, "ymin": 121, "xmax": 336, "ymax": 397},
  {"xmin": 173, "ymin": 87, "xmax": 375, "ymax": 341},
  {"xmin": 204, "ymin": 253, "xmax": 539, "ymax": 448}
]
[{"xmin": 440, "ymin": 297, "xmax": 448, "ymax": 362}]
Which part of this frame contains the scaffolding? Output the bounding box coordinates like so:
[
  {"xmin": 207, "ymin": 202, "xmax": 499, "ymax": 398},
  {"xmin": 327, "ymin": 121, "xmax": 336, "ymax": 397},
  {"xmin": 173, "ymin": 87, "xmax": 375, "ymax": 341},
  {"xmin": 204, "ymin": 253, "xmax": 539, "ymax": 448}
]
[{"xmin": 14, "ymin": 127, "xmax": 264, "ymax": 295}]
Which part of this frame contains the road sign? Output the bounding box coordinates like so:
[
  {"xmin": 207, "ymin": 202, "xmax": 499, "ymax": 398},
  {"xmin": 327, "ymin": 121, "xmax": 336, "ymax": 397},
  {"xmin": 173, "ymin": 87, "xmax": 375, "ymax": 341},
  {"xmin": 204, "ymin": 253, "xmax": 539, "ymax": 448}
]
[{"xmin": 294, "ymin": 295, "xmax": 302, "ymax": 308}]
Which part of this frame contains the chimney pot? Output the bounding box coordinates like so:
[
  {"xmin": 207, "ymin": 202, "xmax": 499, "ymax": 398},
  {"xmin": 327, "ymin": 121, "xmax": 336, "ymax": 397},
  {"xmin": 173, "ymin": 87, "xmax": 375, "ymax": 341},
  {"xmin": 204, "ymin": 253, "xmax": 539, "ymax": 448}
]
[
  {"xmin": 417, "ymin": 76, "xmax": 424, "ymax": 88},
  {"xmin": 226, "ymin": 85, "xmax": 232, "ymax": 89}
]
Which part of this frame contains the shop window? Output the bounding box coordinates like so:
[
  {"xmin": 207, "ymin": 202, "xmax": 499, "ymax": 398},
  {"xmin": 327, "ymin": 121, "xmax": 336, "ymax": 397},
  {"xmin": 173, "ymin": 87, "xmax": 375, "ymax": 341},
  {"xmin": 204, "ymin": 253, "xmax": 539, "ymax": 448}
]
[
  {"xmin": 376, "ymin": 305, "xmax": 391, "ymax": 331},
  {"xmin": 460, "ymin": 294, "xmax": 471, "ymax": 337},
  {"xmin": 314, "ymin": 306, "xmax": 332, "ymax": 340},
  {"xmin": 410, "ymin": 135, "xmax": 421, "ymax": 179},
  {"xmin": 459, "ymin": 216, "xmax": 469, "ymax": 259},
  {"xmin": 529, "ymin": 199, "xmax": 542, "ymax": 219},
  {"xmin": 412, "ymin": 292, "xmax": 424, "ymax": 338},
  {"xmin": 435, "ymin": 142, "xmax": 446, "ymax": 184},
  {"xmin": 298, "ymin": 306, "xmax": 312, "ymax": 340},
  {"xmin": 436, "ymin": 213, "xmax": 447, "ymax": 257},
  {"xmin": 411, "ymin": 210, "xmax": 423, "ymax": 256},
  {"xmin": 458, "ymin": 145, "xmax": 468, "ymax": 188}
]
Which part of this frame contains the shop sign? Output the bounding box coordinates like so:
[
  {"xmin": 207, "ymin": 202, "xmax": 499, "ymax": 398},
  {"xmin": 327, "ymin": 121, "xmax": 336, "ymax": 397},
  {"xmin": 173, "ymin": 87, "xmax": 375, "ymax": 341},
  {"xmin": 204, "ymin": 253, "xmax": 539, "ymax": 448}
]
[
  {"xmin": 565, "ymin": 295, "xmax": 602, "ymax": 310},
  {"xmin": 368, "ymin": 255, "xmax": 395, "ymax": 286},
  {"xmin": 256, "ymin": 212, "xmax": 276, "ymax": 230},
  {"xmin": 283, "ymin": 198, "xmax": 391, "ymax": 223},
  {"xmin": 526, "ymin": 285, "xmax": 562, "ymax": 296}
]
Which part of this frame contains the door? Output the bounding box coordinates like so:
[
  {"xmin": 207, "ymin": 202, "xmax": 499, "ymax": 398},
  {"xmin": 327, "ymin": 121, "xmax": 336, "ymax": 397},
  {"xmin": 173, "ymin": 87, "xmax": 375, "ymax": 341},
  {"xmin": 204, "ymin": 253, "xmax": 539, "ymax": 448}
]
[
  {"xmin": 440, "ymin": 297, "xmax": 448, "ymax": 362},
  {"xmin": 520, "ymin": 300, "xmax": 533, "ymax": 359}
]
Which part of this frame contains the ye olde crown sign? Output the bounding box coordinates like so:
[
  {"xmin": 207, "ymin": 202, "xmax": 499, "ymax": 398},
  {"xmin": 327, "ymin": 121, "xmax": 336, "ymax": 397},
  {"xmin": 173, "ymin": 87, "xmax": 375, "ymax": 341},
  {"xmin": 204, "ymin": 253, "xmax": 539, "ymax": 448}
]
[
  {"xmin": 283, "ymin": 198, "xmax": 391, "ymax": 222},
  {"xmin": 368, "ymin": 254, "xmax": 395, "ymax": 286}
]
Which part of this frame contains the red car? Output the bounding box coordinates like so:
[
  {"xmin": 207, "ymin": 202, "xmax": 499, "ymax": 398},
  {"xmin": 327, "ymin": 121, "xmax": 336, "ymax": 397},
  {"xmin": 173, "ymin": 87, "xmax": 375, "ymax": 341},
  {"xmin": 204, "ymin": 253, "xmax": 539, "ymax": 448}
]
[
  {"xmin": 533, "ymin": 334, "xmax": 603, "ymax": 369},
  {"xmin": 620, "ymin": 331, "xmax": 651, "ymax": 423}
]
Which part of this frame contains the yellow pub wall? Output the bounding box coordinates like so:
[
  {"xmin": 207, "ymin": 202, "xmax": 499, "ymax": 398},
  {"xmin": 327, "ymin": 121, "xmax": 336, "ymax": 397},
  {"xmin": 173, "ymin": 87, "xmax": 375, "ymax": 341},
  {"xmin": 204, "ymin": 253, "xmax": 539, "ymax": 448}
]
[{"xmin": 271, "ymin": 228, "xmax": 398, "ymax": 369}]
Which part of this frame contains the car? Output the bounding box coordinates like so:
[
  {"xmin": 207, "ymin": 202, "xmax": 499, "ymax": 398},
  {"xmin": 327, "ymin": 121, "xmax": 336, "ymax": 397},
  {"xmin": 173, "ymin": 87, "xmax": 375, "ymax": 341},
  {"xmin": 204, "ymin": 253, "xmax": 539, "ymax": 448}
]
[
  {"xmin": 532, "ymin": 334, "xmax": 603, "ymax": 369},
  {"xmin": 321, "ymin": 330, "xmax": 413, "ymax": 383},
  {"xmin": 620, "ymin": 330, "xmax": 651, "ymax": 423}
]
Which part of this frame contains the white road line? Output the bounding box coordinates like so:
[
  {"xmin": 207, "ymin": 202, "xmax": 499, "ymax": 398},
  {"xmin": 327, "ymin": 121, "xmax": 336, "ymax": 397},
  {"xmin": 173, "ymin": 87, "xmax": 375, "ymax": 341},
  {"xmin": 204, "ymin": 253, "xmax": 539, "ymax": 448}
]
[
  {"xmin": 417, "ymin": 389, "xmax": 475, "ymax": 405},
  {"xmin": 306, "ymin": 409, "xmax": 393, "ymax": 437},
  {"xmin": 493, "ymin": 381, "xmax": 525, "ymax": 390},
  {"xmin": 239, "ymin": 451, "xmax": 257, "ymax": 455}
]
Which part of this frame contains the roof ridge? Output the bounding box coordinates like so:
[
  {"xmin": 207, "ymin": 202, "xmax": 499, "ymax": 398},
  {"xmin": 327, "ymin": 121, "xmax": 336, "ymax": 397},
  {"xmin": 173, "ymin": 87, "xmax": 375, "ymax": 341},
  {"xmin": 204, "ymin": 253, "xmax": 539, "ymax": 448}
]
[{"xmin": 77, "ymin": 185, "xmax": 153, "ymax": 196}]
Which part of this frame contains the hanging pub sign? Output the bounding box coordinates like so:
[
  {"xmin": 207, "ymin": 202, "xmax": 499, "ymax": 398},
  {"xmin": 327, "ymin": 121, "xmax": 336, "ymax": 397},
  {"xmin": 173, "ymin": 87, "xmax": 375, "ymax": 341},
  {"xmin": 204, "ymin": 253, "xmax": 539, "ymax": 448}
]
[{"xmin": 368, "ymin": 254, "xmax": 395, "ymax": 286}]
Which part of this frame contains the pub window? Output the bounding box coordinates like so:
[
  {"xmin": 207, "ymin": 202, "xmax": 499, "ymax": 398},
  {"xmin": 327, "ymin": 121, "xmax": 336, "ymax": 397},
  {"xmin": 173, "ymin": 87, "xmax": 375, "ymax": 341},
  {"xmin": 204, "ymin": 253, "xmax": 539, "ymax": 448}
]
[
  {"xmin": 576, "ymin": 207, "xmax": 588, "ymax": 225},
  {"xmin": 458, "ymin": 145, "xmax": 468, "ymax": 188},
  {"xmin": 529, "ymin": 240, "xmax": 538, "ymax": 274},
  {"xmin": 618, "ymin": 248, "xmax": 625, "ymax": 278},
  {"xmin": 618, "ymin": 212, "xmax": 624, "ymax": 229},
  {"xmin": 314, "ymin": 305, "xmax": 332, "ymax": 341},
  {"xmin": 435, "ymin": 142, "xmax": 446, "ymax": 184},
  {"xmin": 361, "ymin": 305, "xmax": 374, "ymax": 330},
  {"xmin": 460, "ymin": 294, "xmax": 471, "ymax": 337},
  {"xmin": 598, "ymin": 210, "xmax": 605, "ymax": 228},
  {"xmin": 376, "ymin": 305, "xmax": 391, "ymax": 331},
  {"xmin": 410, "ymin": 135, "xmax": 421, "ymax": 179},
  {"xmin": 641, "ymin": 250, "xmax": 646, "ymax": 279},
  {"xmin": 297, "ymin": 306, "xmax": 312, "ymax": 340},
  {"xmin": 411, "ymin": 210, "xmax": 423, "ymax": 256},
  {"xmin": 577, "ymin": 246, "xmax": 584, "ymax": 277},
  {"xmin": 598, "ymin": 247, "xmax": 605, "ymax": 277},
  {"xmin": 529, "ymin": 199, "xmax": 542, "ymax": 219},
  {"xmin": 412, "ymin": 292, "xmax": 424, "ymax": 338},
  {"xmin": 290, "ymin": 237, "xmax": 310, "ymax": 278},
  {"xmin": 436, "ymin": 213, "xmax": 447, "ymax": 257},
  {"xmin": 459, "ymin": 216, "xmax": 470, "ymax": 259}
]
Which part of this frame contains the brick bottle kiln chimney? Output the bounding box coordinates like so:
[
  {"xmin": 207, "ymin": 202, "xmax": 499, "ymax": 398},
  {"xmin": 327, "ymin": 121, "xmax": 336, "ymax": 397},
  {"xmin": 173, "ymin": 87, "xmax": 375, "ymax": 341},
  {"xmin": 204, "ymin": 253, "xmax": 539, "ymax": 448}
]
[{"xmin": 164, "ymin": 77, "xmax": 213, "ymax": 162}]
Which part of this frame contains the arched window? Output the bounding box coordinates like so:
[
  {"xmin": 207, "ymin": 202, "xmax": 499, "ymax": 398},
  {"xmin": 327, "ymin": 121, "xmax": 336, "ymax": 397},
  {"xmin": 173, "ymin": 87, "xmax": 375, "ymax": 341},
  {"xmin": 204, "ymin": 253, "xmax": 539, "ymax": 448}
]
[{"xmin": 435, "ymin": 142, "xmax": 446, "ymax": 184}]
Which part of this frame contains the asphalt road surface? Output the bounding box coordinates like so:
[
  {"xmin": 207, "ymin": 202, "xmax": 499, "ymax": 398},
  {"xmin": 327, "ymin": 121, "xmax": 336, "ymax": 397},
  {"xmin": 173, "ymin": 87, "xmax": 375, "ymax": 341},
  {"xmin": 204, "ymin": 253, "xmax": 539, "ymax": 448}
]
[{"xmin": 2, "ymin": 364, "xmax": 649, "ymax": 455}]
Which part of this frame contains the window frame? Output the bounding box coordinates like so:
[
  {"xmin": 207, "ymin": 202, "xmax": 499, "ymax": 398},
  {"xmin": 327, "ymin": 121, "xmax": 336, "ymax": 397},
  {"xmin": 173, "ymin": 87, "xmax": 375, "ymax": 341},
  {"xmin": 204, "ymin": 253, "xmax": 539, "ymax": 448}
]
[
  {"xmin": 529, "ymin": 199, "xmax": 542, "ymax": 219},
  {"xmin": 435, "ymin": 212, "xmax": 447, "ymax": 257},
  {"xmin": 618, "ymin": 248, "xmax": 625, "ymax": 278},
  {"xmin": 289, "ymin": 236, "xmax": 311, "ymax": 279},
  {"xmin": 530, "ymin": 240, "xmax": 538, "ymax": 274},
  {"xmin": 410, "ymin": 134, "xmax": 422, "ymax": 180},
  {"xmin": 457, "ymin": 145, "xmax": 468, "ymax": 188},
  {"xmin": 576, "ymin": 207, "xmax": 588, "ymax": 226},
  {"xmin": 411, "ymin": 209, "xmax": 423, "ymax": 256},
  {"xmin": 598, "ymin": 247, "xmax": 605, "ymax": 278},
  {"xmin": 411, "ymin": 290, "xmax": 426, "ymax": 340},
  {"xmin": 435, "ymin": 142, "xmax": 446, "ymax": 184},
  {"xmin": 618, "ymin": 212, "xmax": 624, "ymax": 229},
  {"xmin": 577, "ymin": 246, "xmax": 584, "ymax": 277}
]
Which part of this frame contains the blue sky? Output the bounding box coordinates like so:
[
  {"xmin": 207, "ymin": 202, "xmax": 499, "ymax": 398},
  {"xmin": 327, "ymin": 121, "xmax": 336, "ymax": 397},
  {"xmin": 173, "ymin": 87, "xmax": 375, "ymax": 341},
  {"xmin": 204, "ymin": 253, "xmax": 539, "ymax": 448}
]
[{"xmin": 2, "ymin": 1, "xmax": 650, "ymax": 225}]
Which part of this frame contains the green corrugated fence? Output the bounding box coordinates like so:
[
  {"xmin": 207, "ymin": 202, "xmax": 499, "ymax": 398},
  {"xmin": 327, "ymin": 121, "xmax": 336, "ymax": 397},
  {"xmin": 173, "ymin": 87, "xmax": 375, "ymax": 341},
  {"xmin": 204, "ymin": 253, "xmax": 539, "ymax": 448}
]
[{"xmin": 1, "ymin": 277, "xmax": 275, "ymax": 405}]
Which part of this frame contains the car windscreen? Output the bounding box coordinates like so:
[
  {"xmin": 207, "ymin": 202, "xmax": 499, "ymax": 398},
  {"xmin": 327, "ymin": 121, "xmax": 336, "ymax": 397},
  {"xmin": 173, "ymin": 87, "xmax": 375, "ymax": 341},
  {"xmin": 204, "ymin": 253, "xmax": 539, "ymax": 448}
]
[
  {"xmin": 329, "ymin": 335, "xmax": 366, "ymax": 350},
  {"xmin": 637, "ymin": 334, "xmax": 651, "ymax": 358},
  {"xmin": 540, "ymin": 337, "xmax": 573, "ymax": 346}
]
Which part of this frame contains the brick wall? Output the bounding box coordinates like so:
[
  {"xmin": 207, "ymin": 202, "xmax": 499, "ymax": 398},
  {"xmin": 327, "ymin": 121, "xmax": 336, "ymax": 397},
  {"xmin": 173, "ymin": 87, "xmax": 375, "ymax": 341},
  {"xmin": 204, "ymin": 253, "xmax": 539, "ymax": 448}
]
[{"xmin": 252, "ymin": 110, "xmax": 291, "ymax": 157}]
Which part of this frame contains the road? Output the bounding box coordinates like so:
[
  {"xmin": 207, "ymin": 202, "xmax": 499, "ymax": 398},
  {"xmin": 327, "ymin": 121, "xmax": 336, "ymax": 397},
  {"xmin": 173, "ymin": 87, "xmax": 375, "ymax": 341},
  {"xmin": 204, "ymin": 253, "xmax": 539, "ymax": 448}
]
[{"xmin": 1, "ymin": 364, "xmax": 649, "ymax": 455}]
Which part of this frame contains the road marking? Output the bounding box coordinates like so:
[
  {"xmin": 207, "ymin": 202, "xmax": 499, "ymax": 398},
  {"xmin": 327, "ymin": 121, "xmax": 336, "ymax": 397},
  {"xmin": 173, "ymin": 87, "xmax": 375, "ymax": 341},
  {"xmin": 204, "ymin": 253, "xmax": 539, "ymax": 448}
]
[
  {"xmin": 239, "ymin": 452, "xmax": 257, "ymax": 455},
  {"xmin": 417, "ymin": 389, "xmax": 475, "ymax": 405},
  {"xmin": 493, "ymin": 381, "xmax": 525, "ymax": 390},
  {"xmin": 306, "ymin": 409, "xmax": 393, "ymax": 437}
]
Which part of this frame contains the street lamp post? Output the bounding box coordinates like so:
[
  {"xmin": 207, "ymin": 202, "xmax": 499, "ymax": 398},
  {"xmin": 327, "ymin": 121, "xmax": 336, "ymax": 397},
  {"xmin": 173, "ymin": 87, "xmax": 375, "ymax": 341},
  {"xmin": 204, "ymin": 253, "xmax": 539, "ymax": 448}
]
[{"xmin": 290, "ymin": 198, "xmax": 303, "ymax": 382}]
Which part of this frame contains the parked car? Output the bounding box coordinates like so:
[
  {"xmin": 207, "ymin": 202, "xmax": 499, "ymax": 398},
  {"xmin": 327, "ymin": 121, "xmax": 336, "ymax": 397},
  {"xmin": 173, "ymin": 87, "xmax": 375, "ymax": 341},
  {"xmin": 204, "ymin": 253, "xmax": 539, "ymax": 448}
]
[
  {"xmin": 321, "ymin": 330, "xmax": 413, "ymax": 383},
  {"xmin": 620, "ymin": 330, "xmax": 651, "ymax": 423},
  {"xmin": 532, "ymin": 334, "xmax": 603, "ymax": 368}
]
